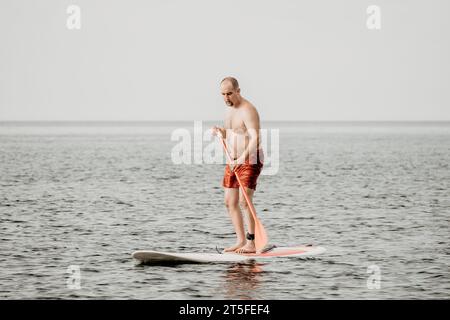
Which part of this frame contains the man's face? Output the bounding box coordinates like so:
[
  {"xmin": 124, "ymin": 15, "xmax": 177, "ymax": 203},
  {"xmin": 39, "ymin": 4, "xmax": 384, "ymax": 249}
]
[{"xmin": 220, "ymin": 81, "xmax": 239, "ymax": 107}]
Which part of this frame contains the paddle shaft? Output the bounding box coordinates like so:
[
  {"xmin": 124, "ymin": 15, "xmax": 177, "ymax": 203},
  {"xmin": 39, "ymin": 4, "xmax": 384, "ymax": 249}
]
[{"xmin": 218, "ymin": 137, "xmax": 260, "ymax": 226}]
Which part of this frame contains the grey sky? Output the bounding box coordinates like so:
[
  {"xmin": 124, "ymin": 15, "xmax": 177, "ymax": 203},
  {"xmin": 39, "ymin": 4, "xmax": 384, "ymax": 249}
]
[{"xmin": 0, "ymin": 0, "xmax": 449, "ymax": 121}]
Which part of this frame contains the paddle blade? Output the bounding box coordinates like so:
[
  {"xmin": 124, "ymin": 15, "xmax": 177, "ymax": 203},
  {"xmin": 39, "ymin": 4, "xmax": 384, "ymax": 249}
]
[{"xmin": 254, "ymin": 219, "xmax": 268, "ymax": 253}]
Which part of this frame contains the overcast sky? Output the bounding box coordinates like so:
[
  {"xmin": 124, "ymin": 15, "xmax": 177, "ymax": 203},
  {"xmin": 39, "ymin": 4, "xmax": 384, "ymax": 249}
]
[{"xmin": 0, "ymin": 0, "xmax": 449, "ymax": 121}]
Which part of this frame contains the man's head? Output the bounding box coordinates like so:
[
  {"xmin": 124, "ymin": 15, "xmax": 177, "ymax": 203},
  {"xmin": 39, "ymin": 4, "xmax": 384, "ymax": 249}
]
[{"xmin": 220, "ymin": 77, "xmax": 241, "ymax": 107}]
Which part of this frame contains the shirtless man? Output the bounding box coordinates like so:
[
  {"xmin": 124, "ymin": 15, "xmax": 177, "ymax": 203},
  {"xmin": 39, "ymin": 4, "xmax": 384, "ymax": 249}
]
[{"xmin": 212, "ymin": 77, "xmax": 264, "ymax": 254}]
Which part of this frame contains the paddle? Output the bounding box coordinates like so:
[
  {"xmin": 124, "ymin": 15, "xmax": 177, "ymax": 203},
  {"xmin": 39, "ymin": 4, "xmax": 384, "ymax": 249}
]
[{"xmin": 217, "ymin": 132, "xmax": 268, "ymax": 253}]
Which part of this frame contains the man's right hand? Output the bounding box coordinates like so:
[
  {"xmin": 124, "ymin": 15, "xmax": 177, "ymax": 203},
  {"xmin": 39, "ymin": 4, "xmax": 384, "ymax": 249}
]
[{"xmin": 212, "ymin": 126, "xmax": 226, "ymax": 139}]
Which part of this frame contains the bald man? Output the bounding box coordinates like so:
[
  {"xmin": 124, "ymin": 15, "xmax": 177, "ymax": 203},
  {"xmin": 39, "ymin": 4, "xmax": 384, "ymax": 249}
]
[{"xmin": 212, "ymin": 77, "xmax": 264, "ymax": 254}]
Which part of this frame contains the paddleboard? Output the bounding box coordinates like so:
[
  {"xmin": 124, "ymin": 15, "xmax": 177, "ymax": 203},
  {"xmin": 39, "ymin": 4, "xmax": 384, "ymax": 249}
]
[{"xmin": 132, "ymin": 245, "xmax": 326, "ymax": 264}]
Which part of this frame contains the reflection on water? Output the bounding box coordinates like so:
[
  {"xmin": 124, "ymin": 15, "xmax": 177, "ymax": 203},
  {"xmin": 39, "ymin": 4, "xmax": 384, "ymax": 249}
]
[{"xmin": 222, "ymin": 261, "xmax": 266, "ymax": 299}]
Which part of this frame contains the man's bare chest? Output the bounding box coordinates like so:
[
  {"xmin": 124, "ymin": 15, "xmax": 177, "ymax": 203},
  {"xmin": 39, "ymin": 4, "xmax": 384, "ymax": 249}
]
[{"xmin": 226, "ymin": 113, "xmax": 247, "ymax": 134}]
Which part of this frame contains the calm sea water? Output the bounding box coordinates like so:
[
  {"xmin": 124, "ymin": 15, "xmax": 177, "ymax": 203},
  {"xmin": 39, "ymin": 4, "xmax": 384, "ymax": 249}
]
[{"xmin": 0, "ymin": 122, "xmax": 449, "ymax": 299}]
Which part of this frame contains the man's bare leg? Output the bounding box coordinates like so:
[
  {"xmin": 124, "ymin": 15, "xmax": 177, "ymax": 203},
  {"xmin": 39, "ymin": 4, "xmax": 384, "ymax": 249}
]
[
  {"xmin": 235, "ymin": 187, "xmax": 256, "ymax": 254},
  {"xmin": 223, "ymin": 188, "xmax": 246, "ymax": 252}
]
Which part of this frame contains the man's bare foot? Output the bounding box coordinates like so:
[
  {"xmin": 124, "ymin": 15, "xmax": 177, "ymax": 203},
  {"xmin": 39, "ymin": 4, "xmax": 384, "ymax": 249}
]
[
  {"xmin": 223, "ymin": 241, "xmax": 246, "ymax": 253},
  {"xmin": 235, "ymin": 240, "xmax": 256, "ymax": 254}
]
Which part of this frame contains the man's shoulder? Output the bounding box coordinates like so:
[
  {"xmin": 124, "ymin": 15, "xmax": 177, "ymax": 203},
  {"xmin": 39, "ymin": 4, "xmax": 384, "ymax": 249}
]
[
  {"xmin": 240, "ymin": 100, "xmax": 258, "ymax": 114},
  {"xmin": 239, "ymin": 100, "xmax": 260, "ymax": 126}
]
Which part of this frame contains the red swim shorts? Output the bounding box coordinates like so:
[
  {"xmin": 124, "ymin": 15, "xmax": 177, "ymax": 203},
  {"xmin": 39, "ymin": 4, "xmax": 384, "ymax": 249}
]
[{"xmin": 222, "ymin": 151, "xmax": 264, "ymax": 190}]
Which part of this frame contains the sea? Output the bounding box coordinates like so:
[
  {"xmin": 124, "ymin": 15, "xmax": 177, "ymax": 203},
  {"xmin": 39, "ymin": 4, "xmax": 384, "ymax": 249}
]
[{"xmin": 0, "ymin": 121, "xmax": 449, "ymax": 299}]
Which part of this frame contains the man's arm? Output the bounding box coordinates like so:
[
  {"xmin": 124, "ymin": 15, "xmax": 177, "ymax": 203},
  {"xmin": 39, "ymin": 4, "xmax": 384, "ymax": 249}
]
[{"xmin": 239, "ymin": 106, "xmax": 260, "ymax": 163}]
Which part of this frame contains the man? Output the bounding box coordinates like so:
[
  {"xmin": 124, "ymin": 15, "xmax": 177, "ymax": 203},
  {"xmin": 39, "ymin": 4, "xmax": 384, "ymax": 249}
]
[{"xmin": 212, "ymin": 77, "xmax": 264, "ymax": 254}]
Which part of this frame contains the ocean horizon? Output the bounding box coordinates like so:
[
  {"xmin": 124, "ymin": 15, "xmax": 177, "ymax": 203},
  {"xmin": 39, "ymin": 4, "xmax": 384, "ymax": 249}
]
[
  {"xmin": 1, "ymin": 120, "xmax": 450, "ymax": 125},
  {"xmin": 1, "ymin": 120, "xmax": 449, "ymax": 136}
]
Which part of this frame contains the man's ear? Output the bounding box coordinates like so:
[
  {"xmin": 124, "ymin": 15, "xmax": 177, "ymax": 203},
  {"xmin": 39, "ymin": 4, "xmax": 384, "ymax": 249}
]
[{"xmin": 237, "ymin": 88, "xmax": 241, "ymax": 94}]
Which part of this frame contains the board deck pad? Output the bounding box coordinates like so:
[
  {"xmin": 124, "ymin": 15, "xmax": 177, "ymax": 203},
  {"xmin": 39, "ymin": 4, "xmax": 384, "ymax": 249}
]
[{"xmin": 132, "ymin": 246, "xmax": 326, "ymax": 264}]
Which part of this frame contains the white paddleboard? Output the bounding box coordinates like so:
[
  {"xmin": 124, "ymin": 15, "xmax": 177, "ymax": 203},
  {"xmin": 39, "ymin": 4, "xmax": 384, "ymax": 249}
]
[{"xmin": 132, "ymin": 246, "xmax": 326, "ymax": 264}]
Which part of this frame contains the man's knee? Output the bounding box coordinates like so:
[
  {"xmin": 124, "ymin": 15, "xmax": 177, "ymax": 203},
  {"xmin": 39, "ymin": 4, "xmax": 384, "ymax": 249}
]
[
  {"xmin": 239, "ymin": 197, "xmax": 249, "ymax": 209},
  {"xmin": 225, "ymin": 196, "xmax": 239, "ymax": 209},
  {"xmin": 239, "ymin": 188, "xmax": 255, "ymax": 210}
]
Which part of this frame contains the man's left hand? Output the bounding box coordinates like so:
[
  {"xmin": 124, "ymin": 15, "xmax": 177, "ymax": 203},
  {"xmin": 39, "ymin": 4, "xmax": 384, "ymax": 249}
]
[{"xmin": 229, "ymin": 156, "xmax": 245, "ymax": 172}]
